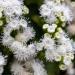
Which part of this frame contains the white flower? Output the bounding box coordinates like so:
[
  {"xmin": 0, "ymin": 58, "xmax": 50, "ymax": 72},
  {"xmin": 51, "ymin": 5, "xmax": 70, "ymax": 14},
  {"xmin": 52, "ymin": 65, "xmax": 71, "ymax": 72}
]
[
  {"xmin": 40, "ymin": 4, "xmax": 51, "ymax": 17},
  {"xmin": 0, "ymin": 0, "xmax": 29, "ymax": 20},
  {"xmin": 59, "ymin": 64, "xmax": 67, "ymax": 70},
  {"xmin": 43, "ymin": 24, "xmax": 49, "ymax": 29},
  {"xmin": 57, "ymin": 27, "xmax": 63, "ymax": 33},
  {"xmin": 54, "ymin": 4, "xmax": 73, "ymax": 21},
  {"xmin": 60, "ymin": 16, "xmax": 66, "ymax": 22},
  {"xmin": 11, "ymin": 60, "xmax": 33, "ymax": 75},
  {"xmin": 0, "ymin": 55, "xmax": 6, "ymax": 66},
  {"xmin": 54, "ymin": 54, "xmax": 61, "ymax": 62},
  {"xmin": 40, "ymin": 0, "xmax": 73, "ymax": 24},
  {"xmin": 55, "ymin": 32, "xmax": 61, "ymax": 38},
  {"xmin": 63, "ymin": 56, "xmax": 72, "ymax": 65},
  {"xmin": 2, "ymin": 18, "xmax": 36, "ymax": 61},
  {"xmin": 55, "ymin": 0, "xmax": 61, "ymax": 4},
  {"xmin": 10, "ymin": 41, "xmax": 36, "ymax": 61},
  {"xmin": 11, "ymin": 59, "xmax": 47, "ymax": 75},
  {"xmin": 6, "ymin": 18, "xmax": 20, "ymax": 29},
  {"xmin": 22, "ymin": 5, "xmax": 29, "ymax": 14},
  {"xmin": 56, "ymin": 45, "xmax": 66, "ymax": 55},
  {"xmin": 19, "ymin": 18, "xmax": 27, "ymax": 28},
  {"xmin": 42, "ymin": 33, "xmax": 55, "ymax": 50},
  {"xmin": 35, "ymin": 42, "xmax": 44, "ymax": 52},
  {"xmin": 45, "ymin": 50, "xmax": 55, "ymax": 61},
  {"xmin": 66, "ymin": 52, "xmax": 74, "ymax": 60},
  {"xmin": 47, "ymin": 24, "xmax": 57, "ymax": 33},
  {"xmin": 47, "ymin": 26, "xmax": 55, "ymax": 33},
  {"xmin": 2, "ymin": 35, "xmax": 14, "ymax": 47},
  {"xmin": 2, "ymin": 0, "xmax": 23, "ymax": 17},
  {"xmin": 55, "ymin": 12, "xmax": 62, "ymax": 17},
  {"xmin": 22, "ymin": 27, "xmax": 35, "ymax": 42},
  {"xmin": 0, "ymin": 53, "xmax": 6, "ymax": 75},
  {"xmin": 32, "ymin": 60, "xmax": 47, "ymax": 75}
]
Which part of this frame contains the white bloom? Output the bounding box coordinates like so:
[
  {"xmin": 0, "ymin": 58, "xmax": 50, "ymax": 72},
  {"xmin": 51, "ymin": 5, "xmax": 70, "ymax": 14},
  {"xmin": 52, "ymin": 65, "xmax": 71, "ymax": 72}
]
[
  {"xmin": 22, "ymin": 27, "xmax": 35, "ymax": 42},
  {"xmin": 54, "ymin": 54, "xmax": 61, "ymax": 62},
  {"xmin": 22, "ymin": 5, "xmax": 29, "ymax": 14},
  {"xmin": 39, "ymin": 0, "xmax": 74, "ymax": 70},
  {"xmin": 0, "ymin": 53, "xmax": 6, "ymax": 75},
  {"xmin": 56, "ymin": 45, "xmax": 66, "ymax": 54},
  {"xmin": 63, "ymin": 56, "xmax": 72, "ymax": 65},
  {"xmin": 40, "ymin": 0, "xmax": 73, "ymax": 24},
  {"xmin": 0, "ymin": 0, "xmax": 29, "ymax": 20},
  {"xmin": 10, "ymin": 41, "xmax": 36, "ymax": 61},
  {"xmin": 59, "ymin": 35, "xmax": 73, "ymax": 53},
  {"xmin": 40, "ymin": 2, "xmax": 56, "ymax": 24},
  {"xmin": 65, "ymin": 52, "xmax": 74, "ymax": 60},
  {"xmin": 43, "ymin": 24, "xmax": 49, "ymax": 29},
  {"xmin": 11, "ymin": 61, "xmax": 33, "ymax": 75},
  {"xmin": 60, "ymin": 16, "xmax": 66, "ymax": 22},
  {"xmin": 55, "ymin": 32, "xmax": 61, "ymax": 38},
  {"xmin": 2, "ymin": 0, "xmax": 23, "ymax": 17},
  {"xmin": 0, "ymin": 55, "xmax": 6, "ymax": 65},
  {"xmin": 45, "ymin": 50, "xmax": 55, "ymax": 61},
  {"xmin": 32, "ymin": 60, "xmax": 47, "ymax": 75},
  {"xmin": 2, "ymin": 35, "xmax": 14, "ymax": 47},
  {"xmin": 59, "ymin": 64, "xmax": 67, "ymax": 70},
  {"xmin": 47, "ymin": 24, "xmax": 57, "ymax": 33},
  {"xmin": 57, "ymin": 27, "xmax": 63, "ymax": 33},
  {"xmin": 2, "ymin": 18, "xmax": 36, "ymax": 61},
  {"xmin": 35, "ymin": 42, "xmax": 44, "ymax": 52},
  {"xmin": 3, "ymin": 18, "xmax": 35, "ymax": 42},
  {"xmin": 47, "ymin": 26, "xmax": 55, "ymax": 33},
  {"xmin": 5, "ymin": 18, "xmax": 20, "ymax": 29},
  {"xmin": 42, "ymin": 33, "xmax": 55, "ymax": 50},
  {"xmin": 55, "ymin": 0, "xmax": 61, "ymax": 4},
  {"xmin": 55, "ymin": 12, "xmax": 62, "ymax": 17},
  {"xmin": 19, "ymin": 18, "xmax": 27, "ymax": 28},
  {"xmin": 40, "ymin": 4, "xmax": 51, "ymax": 17},
  {"xmin": 54, "ymin": 4, "xmax": 73, "ymax": 21},
  {"xmin": 11, "ymin": 59, "xmax": 47, "ymax": 75}
]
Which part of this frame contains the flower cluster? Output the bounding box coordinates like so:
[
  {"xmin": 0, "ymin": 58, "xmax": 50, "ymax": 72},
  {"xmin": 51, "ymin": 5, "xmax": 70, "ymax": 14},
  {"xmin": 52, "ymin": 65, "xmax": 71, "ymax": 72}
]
[
  {"xmin": 40, "ymin": 0, "xmax": 73, "ymax": 24},
  {"xmin": 11, "ymin": 59, "xmax": 47, "ymax": 75},
  {"xmin": 2, "ymin": 0, "xmax": 47, "ymax": 75},
  {"xmin": 0, "ymin": 53, "xmax": 6, "ymax": 75},
  {"xmin": 0, "ymin": 0, "xmax": 29, "ymax": 17},
  {"xmin": 39, "ymin": 0, "xmax": 75, "ymax": 70},
  {"xmin": 2, "ymin": 18, "xmax": 37, "ymax": 61},
  {"xmin": 0, "ymin": 0, "xmax": 29, "ymax": 25},
  {"xmin": 1, "ymin": 0, "xmax": 75, "ymax": 75}
]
